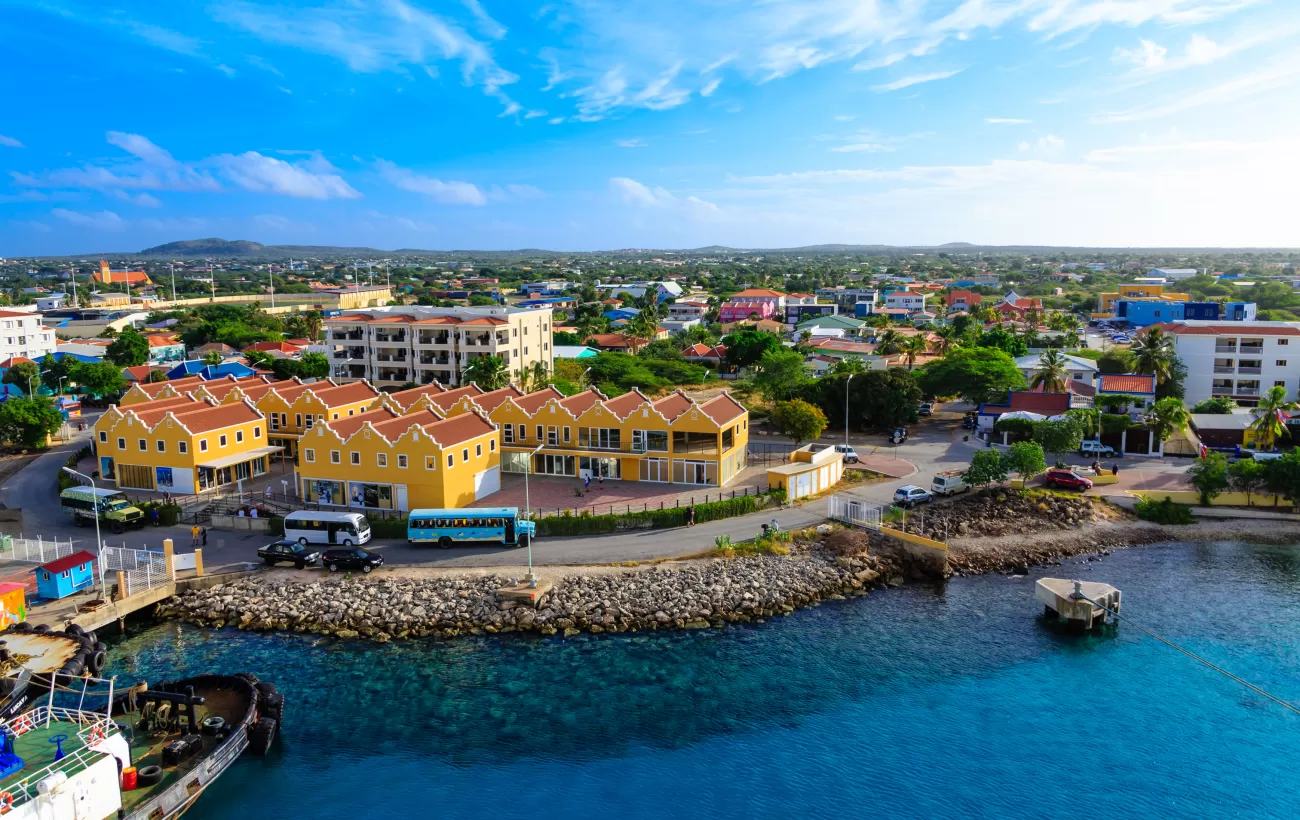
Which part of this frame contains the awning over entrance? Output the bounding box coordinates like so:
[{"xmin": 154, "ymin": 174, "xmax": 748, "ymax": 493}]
[{"xmin": 197, "ymin": 445, "xmax": 283, "ymax": 470}]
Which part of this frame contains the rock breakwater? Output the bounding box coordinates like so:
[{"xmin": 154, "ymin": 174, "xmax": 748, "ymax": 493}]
[{"xmin": 162, "ymin": 541, "xmax": 905, "ymax": 640}]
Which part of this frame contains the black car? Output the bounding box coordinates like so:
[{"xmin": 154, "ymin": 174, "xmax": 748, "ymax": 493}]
[
  {"xmin": 257, "ymin": 539, "xmax": 321, "ymax": 569},
  {"xmin": 322, "ymin": 547, "xmax": 384, "ymax": 574}
]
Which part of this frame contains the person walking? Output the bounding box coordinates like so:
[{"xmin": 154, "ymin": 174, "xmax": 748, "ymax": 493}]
[
  {"xmin": 1111, "ymin": 463, "xmax": 1120, "ymax": 477},
  {"xmin": 190, "ymin": 524, "xmax": 200, "ymax": 547},
  {"xmin": 687, "ymin": 504, "xmax": 696, "ymax": 527},
  {"xmin": 150, "ymin": 507, "xmax": 160, "ymax": 526},
  {"xmin": 200, "ymin": 527, "xmax": 208, "ymax": 547}
]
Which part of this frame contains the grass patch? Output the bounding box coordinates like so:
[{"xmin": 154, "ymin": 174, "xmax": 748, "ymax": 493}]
[
  {"xmin": 1134, "ymin": 496, "xmax": 1195, "ymax": 525},
  {"xmin": 711, "ymin": 530, "xmax": 792, "ymax": 557}
]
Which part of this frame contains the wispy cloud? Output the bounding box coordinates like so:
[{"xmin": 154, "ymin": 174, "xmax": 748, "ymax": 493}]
[
  {"xmin": 614, "ymin": 137, "xmax": 647, "ymax": 149},
  {"xmin": 986, "ymin": 117, "xmax": 1031, "ymax": 124},
  {"xmin": 833, "ymin": 115, "xmax": 857, "ymax": 122},
  {"xmin": 830, "ymin": 142, "xmax": 894, "ymax": 153},
  {"xmin": 1019, "ymin": 134, "xmax": 1065, "ymax": 158},
  {"xmin": 1092, "ymin": 57, "xmax": 1300, "ymax": 123},
  {"xmin": 215, "ymin": 152, "xmax": 360, "ymax": 199},
  {"xmin": 872, "ymin": 69, "xmax": 962, "ymax": 92},
  {"xmin": 375, "ymin": 159, "xmax": 487, "ymax": 205},
  {"xmin": 51, "ymin": 208, "xmax": 126, "ymax": 231},
  {"xmin": 0, "ymin": 135, "xmax": 22, "ymax": 148},
  {"xmin": 610, "ymin": 177, "xmax": 720, "ymax": 220}
]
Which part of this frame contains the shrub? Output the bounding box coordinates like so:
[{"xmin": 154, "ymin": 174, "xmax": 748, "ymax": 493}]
[
  {"xmin": 824, "ymin": 528, "xmax": 871, "ymax": 556},
  {"xmin": 1134, "ymin": 496, "xmax": 1195, "ymax": 525},
  {"xmin": 534, "ymin": 492, "xmax": 784, "ymax": 537}
]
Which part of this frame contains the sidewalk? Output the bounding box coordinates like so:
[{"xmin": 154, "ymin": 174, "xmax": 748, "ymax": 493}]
[{"xmin": 1107, "ymin": 495, "xmax": 1299, "ymax": 520}]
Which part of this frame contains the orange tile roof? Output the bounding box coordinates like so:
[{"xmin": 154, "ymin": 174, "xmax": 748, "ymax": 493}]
[
  {"xmin": 731, "ymin": 288, "xmax": 786, "ymax": 298},
  {"xmin": 558, "ymin": 390, "xmax": 603, "ymax": 415},
  {"xmin": 458, "ymin": 317, "xmax": 508, "ymax": 326},
  {"xmin": 602, "ymin": 389, "xmax": 649, "ymax": 419},
  {"xmin": 146, "ymin": 336, "xmax": 181, "ymax": 348},
  {"xmin": 1099, "ymin": 374, "xmax": 1156, "ymax": 394},
  {"xmin": 651, "ymin": 391, "xmax": 693, "ymax": 420},
  {"xmin": 384, "ymin": 382, "xmax": 449, "ymax": 410},
  {"xmin": 699, "ymin": 393, "xmax": 746, "ymax": 424},
  {"xmin": 513, "ymin": 387, "xmax": 566, "ymax": 414},
  {"xmin": 469, "ymin": 386, "xmax": 524, "ymax": 413},
  {"xmin": 423, "ymin": 384, "xmax": 483, "ymax": 411},
  {"xmin": 325, "ymin": 407, "xmax": 400, "ymax": 439},
  {"xmin": 369, "ymin": 409, "xmax": 443, "ymax": 441},
  {"xmin": 311, "ymin": 381, "xmax": 379, "ymax": 407},
  {"xmin": 0, "ymin": 310, "xmax": 37, "ymax": 320},
  {"xmin": 421, "ymin": 411, "xmax": 496, "ymax": 447},
  {"xmin": 0, "ymin": 357, "xmax": 35, "ymax": 368},
  {"xmin": 1156, "ymin": 322, "xmax": 1300, "ymax": 336}
]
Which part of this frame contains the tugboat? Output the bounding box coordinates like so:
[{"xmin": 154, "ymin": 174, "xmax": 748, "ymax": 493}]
[
  {"xmin": 0, "ymin": 671, "xmax": 282, "ymax": 819},
  {"xmin": 0, "ymin": 623, "xmax": 107, "ymax": 720}
]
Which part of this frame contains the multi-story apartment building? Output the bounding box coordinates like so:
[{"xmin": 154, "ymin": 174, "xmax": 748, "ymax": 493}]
[
  {"xmin": 93, "ymin": 396, "xmax": 278, "ymax": 494},
  {"xmin": 1158, "ymin": 320, "xmax": 1300, "ymax": 406},
  {"xmin": 0, "ymin": 310, "xmax": 56, "ymax": 364},
  {"xmin": 1094, "ymin": 284, "xmax": 1190, "ymax": 318},
  {"xmin": 323, "ymin": 306, "xmax": 553, "ymax": 388},
  {"xmin": 883, "ymin": 292, "xmax": 928, "ymax": 313},
  {"xmin": 467, "ymin": 386, "xmax": 749, "ymax": 487}
]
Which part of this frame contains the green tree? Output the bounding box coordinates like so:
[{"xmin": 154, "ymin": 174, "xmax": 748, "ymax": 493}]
[
  {"xmin": 0, "ymin": 396, "xmax": 63, "ymax": 449},
  {"xmin": 1263, "ymin": 451, "xmax": 1300, "ymax": 508},
  {"xmin": 1029, "ymin": 348, "xmax": 1068, "ymax": 393},
  {"xmin": 721, "ymin": 328, "xmax": 782, "ymax": 370},
  {"xmin": 147, "ymin": 369, "xmax": 169, "ymax": 383},
  {"xmin": 463, "ymin": 355, "xmax": 509, "ymax": 390},
  {"xmin": 1131, "ymin": 326, "xmax": 1176, "ymax": 385},
  {"xmin": 1005, "ymin": 441, "xmax": 1047, "ymax": 488},
  {"xmin": 752, "ymin": 348, "xmax": 809, "ymax": 403},
  {"xmin": 901, "ymin": 335, "xmax": 929, "ymax": 369},
  {"xmin": 1228, "ymin": 458, "xmax": 1268, "ymax": 506},
  {"xmin": 875, "ymin": 329, "xmax": 903, "ymax": 355},
  {"xmin": 243, "ymin": 350, "xmax": 276, "ymax": 370},
  {"xmin": 104, "ymin": 327, "xmax": 149, "ymax": 367},
  {"xmin": 468, "ymin": 295, "xmax": 497, "ymax": 307},
  {"xmin": 70, "ymin": 361, "xmax": 126, "ymax": 398},
  {"xmin": 1097, "ymin": 349, "xmax": 1136, "ymax": 374},
  {"xmin": 771, "ymin": 398, "xmax": 828, "ymax": 445},
  {"xmin": 1187, "ymin": 451, "xmax": 1230, "ymax": 505},
  {"xmin": 1034, "ymin": 417, "xmax": 1084, "ymax": 460},
  {"xmin": 1145, "ymin": 397, "xmax": 1190, "ymax": 453},
  {"xmin": 802, "ymin": 368, "xmax": 921, "ymax": 431},
  {"xmin": 200, "ymin": 350, "xmax": 223, "ymax": 366},
  {"xmin": 38, "ymin": 354, "xmax": 73, "ymax": 394},
  {"xmin": 916, "ymin": 347, "xmax": 1026, "ymax": 405},
  {"xmin": 964, "ymin": 448, "xmax": 1008, "ymax": 489},
  {"xmin": 297, "ymin": 352, "xmax": 330, "ymax": 379},
  {"xmin": 1190, "ymin": 397, "xmax": 1237, "ymax": 414},
  {"xmin": 1249, "ymin": 385, "xmax": 1297, "ymax": 451},
  {"xmin": 976, "ymin": 327, "xmax": 1029, "ymax": 357},
  {"xmin": 2, "ymin": 361, "xmax": 40, "ymax": 395},
  {"xmin": 828, "ymin": 357, "xmax": 866, "ymax": 375}
]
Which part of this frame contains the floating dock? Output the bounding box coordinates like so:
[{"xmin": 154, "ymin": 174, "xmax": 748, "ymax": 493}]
[{"xmin": 1035, "ymin": 578, "xmax": 1121, "ymax": 629}]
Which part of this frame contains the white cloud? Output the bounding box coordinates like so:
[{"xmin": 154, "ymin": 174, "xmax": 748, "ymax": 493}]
[
  {"xmin": 610, "ymin": 177, "xmax": 720, "ymax": 220},
  {"xmin": 1093, "ymin": 57, "xmax": 1300, "ymax": 123},
  {"xmin": 214, "ymin": 152, "xmax": 361, "ymax": 199},
  {"xmin": 1018, "ymin": 134, "xmax": 1065, "ymax": 157},
  {"xmin": 51, "ymin": 209, "xmax": 126, "ymax": 231},
  {"xmin": 700, "ymin": 77, "xmax": 722, "ymax": 97},
  {"xmin": 1113, "ymin": 38, "xmax": 1168, "ymax": 69},
  {"xmin": 114, "ymin": 20, "xmax": 203, "ymax": 55},
  {"xmin": 11, "ymin": 220, "xmax": 51, "ymax": 233},
  {"xmin": 872, "ymin": 69, "xmax": 962, "ymax": 92},
  {"xmin": 107, "ymin": 190, "xmax": 163, "ymax": 207},
  {"xmin": 833, "ymin": 115, "xmax": 857, "ymax": 122},
  {"xmin": 830, "ymin": 143, "xmax": 893, "ymax": 153},
  {"xmin": 375, "ymin": 159, "xmax": 487, "ymax": 205},
  {"xmin": 216, "ymin": 64, "xmax": 236, "ymax": 77},
  {"xmin": 105, "ymin": 131, "xmax": 178, "ymax": 167},
  {"xmin": 614, "ymin": 138, "xmax": 647, "ymax": 149},
  {"xmin": 0, "ymin": 135, "xmax": 22, "ymax": 148},
  {"xmin": 985, "ymin": 117, "xmax": 1031, "ymax": 124},
  {"xmin": 212, "ymin": 0, "xmax": 521, "ymax": 113}
]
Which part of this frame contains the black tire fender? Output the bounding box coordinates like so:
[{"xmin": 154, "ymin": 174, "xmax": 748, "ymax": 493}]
[
  {"xmin": 248, "ymin": 717, "xmax": 278, "ymax": 756},
  {"xmin": 136, "ymin": 765, "xmax": 164, "ymax": 787}
]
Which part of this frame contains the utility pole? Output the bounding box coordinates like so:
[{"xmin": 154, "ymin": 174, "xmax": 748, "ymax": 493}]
[
  {"xmin": 269, "ymin": 262, "xmax": 276, "ymax": 310},
  {"xmin": 170, "ymin": 263, "xmax": 177, "ymax": 302},
  {"xmin": 70, "ymin": 267, "xmax": 78, "ymax": 307}
]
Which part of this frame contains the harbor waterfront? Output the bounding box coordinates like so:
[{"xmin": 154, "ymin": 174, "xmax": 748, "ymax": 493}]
[{"xmin": 107, "ymin": 538, "xmax": 1300, "ymax": 820}]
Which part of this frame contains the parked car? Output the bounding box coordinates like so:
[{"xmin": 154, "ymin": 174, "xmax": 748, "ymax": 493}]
[
  {"xmin": 1079, "ymin": 440, "xmax": 1116, "ymax": 457},
  {"xmin": 918, "ymin": 402, "xmax": 933, "ymax": 417},
  {"xmin": 893, "ymin": 485, "xmax": 932, "ymax": 508},
  {"xmin": 322, "ymin": 547, "xmax": 384, "ymax": 574},
  {"xmin": 1043, "ymin": 469, "xmax": 1093, "ymax": 491},
  {"xmin": 889, "ymin": 427, "xmax": 908, "ymax": 444},
  {"xmin": 257, "ymin": 539, "xmax": 321, "ymax": 569},
  {"xmin": 834, "ymin": 444, "xmax": 860, "ymax": 463},
  {"xmin": 931, "ymin": 469, "xmax": 970, "ymax": 496}
]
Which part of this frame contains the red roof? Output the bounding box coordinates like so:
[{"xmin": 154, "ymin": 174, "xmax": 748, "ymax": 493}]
[
  {"xmin": 244, "ymin": 341, "xmax": 304, "ymax": 354},
  {"xmin": 981, "ymin": 391, "xmax": 1071, "ymax": 415},
  {"xmin": 0, "ymin": 357, "xmax": 35, "ymax": 369},
  {"xmin": 1099, "ymin": 374, "xmax": 1156, "ymax": 394},
  {"xmin": 40, "ymin": 550, "xmax": 96, "ymax": 574},
  {"xmin": 731, "ymin": 288, "xmax": 785, "ymax": 298},
  {"xmin": 1156, "ymin": 323, "xmax": 1300, "ymax": 336}
]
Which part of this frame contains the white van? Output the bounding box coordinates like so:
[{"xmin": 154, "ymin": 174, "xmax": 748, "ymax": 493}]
[
  {"xmin": 283, "ymin": 511, "xmax": 372, "ymax": 546},
  {"xmin": 931, "ymin": 469, "xmax": 970, "ymax": 496}
]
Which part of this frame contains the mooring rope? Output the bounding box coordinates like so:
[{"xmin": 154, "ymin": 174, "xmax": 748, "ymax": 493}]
[{"xmin": 1075, "ymin": 591, "xmax": 1300, "ymax": 718}]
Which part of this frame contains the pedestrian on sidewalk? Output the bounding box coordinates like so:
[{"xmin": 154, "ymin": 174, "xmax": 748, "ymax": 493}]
[
  {"xmin": 190, "ymin": 525, "xmax": 200, "ymax": 547},
  {"xmin": 1111, "ymin": 463, "xmax": 1120, "ymax": 477},
  {"xmin": 687, "ymin": 504, "xmax": 696, "ymax": 527},
  {"xmin": 150, "ymin": 507, "xmax": 159, "ymax": 526},
  {"xmin": 201, "ymin": 527, "xmax": 208, "ymax": 547}
]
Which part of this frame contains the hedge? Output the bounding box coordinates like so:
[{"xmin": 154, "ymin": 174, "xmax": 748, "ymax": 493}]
[
  {"xmin": 55, "ymin": 445, "xmax": 94, "ymax": 494},
  {"xmin": 533, "ymin": 491, "xmax": 785, "ymax": 537}
]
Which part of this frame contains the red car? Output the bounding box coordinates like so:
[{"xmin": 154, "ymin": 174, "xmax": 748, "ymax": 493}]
[{"xmin": 1044, "ymin": 469, "xmax": 1093, "ymax": 491}]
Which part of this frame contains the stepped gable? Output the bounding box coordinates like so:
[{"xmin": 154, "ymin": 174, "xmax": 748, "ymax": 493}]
[
  {"xmin": 602, "ymin": 389, "xmax": 651, "ymax": 420},
  {"xmin": 698, "ymin": 393, "xmax": 746, "ymax": 424},
  {"xmin": 424, "ymin": 384, "xmax": 483, "ymax": 411},
  {"xmin": 323, "ymin": 407, "xmax": 400, "ymax": 440},
  {"xmin": 420, "ymin": 410, "xmax": 496, "ymax": 447},
  {"xmin": 651, "ymin": 390, "xmax": 694, "ymax": 421},
  {"xmin": 468, "ymin": 386, "xmax": 523, "ymax": 413},
  {"xmin": 513, "ymin": 386, "xmax": 566, "ymax": 414}
]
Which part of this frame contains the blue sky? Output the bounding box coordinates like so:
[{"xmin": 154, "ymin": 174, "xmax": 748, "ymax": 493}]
[{"xmin": 3, "ymin": 0, "xmax": 1299, "ymax": 254}]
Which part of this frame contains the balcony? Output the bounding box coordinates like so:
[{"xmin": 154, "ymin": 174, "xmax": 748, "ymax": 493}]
[
  {"xmin": 418, "ymin": 354, "xmax": 452, "ymax": 366},
  {"xmin": 1240, "ymin": 344, "xmax": 1264, "ymax": 355},
  {"xmin": 374, "ymin": 332, "xmax": 406, "ymax": 343},
  {"xmin": 417, "ymin": 333, "xmax": 453, "ymax": 346},
  {"xmin": 1213, "ymin": 366, "xmax": 1236, "ymax": 374},
  {"xmin": 1214, "ymin": 344, "xmax": 1237, "ymax": 354},
  {"xmin": 1237, "ymin": 366, "xmax": 1263, "ymax": 375},
  {"xmin": 334, "ymin": 347, "xmax": 366, "ymax": 360},
  {"xmin": 374, "ymin": 352, "xmax": 408, "ymax": 362},
  {"xmin": 331, "ymin": 331, "xmax": 364, "ymax": 341},
  {"xmin": 462, "ymin": 334, "xmax": 494, "ymax": 347},
  {"xmin": 1235, "ymin": 387, "xmax": 1261, "ymax": 397},
  {"xmin": 375, "ymin": 367, "xmax": 411, "ymax": 382}
]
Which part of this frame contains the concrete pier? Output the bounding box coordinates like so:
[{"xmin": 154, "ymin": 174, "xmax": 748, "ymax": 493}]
[{"xmin": 1035, "ymin": 578, "xmax": 1121, "ymax": 629}]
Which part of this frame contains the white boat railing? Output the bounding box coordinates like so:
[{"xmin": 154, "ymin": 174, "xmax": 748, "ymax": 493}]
[{"xmin": 1, "ymin": 705, "xmax": 117, "ymax": 805}]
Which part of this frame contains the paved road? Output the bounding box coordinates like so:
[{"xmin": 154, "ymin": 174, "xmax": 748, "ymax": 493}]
[{"xmin": 2, "ymin": 412, "xmax": 1196, "ymax": 571}]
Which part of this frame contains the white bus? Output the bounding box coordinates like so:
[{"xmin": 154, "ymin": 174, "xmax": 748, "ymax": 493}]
[{"xmin": 283, "ymin": 511, "xmax": 371, "ymax": 546}]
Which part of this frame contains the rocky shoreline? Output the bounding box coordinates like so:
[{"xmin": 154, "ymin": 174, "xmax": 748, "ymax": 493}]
[{"xmin": 160, "ymin": 491, "xmax": 1300, "ymax": 641}]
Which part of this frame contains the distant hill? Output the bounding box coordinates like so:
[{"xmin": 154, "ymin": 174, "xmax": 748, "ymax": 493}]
[{"xmin": 140, "ymin": 238, "xmax": 266, "ymax": 256}]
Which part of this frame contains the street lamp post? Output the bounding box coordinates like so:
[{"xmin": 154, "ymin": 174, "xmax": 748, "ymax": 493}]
[
  {"xmin": 61, "ymin": 467, "xmax": 105, "ymax": 599},
  {"xmin": 523, "ymin": 442, "xmax": 545, "ymax": 583},
  {"xmin": 845, "ymin": 373, "xmax": 855, "ymax": 449},
  {"xmin": 581, "ymin": 366, "xmax": 592, "ymax": 388}
]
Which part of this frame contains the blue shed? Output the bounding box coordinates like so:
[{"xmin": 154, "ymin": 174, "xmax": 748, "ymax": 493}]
[{"xmin": 36, "ymin": 551, "xmax": 97, "ymax": 600}]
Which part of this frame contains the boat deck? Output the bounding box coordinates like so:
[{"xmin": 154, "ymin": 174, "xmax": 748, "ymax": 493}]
[{"xmin": 0, "ymin": 690, "xmax": 247, "ymax": 812}]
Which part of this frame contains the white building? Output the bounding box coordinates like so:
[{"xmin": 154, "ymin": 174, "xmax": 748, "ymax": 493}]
[
  {"xmin": 884, "ymin": 292, "xmax": 929, "ymax": 313},
  {"xmin": 1162, "ymin": 320, "xmax": 1300, "ymax": 406},
  {"xmin": 35, "ymin": 294, "xmax": 68, "ymax": 312},
  {"xmin": 603, "ymin": 281, "xmax": 684, "ymax": 302},
  {"xmin": 1150, "ymin": 268, "xmax": 1201, "ymax": 281},
  {"xmin": 1014, "ymin": 352, "xmax": 1100, "ymax": 389},
  {"xmin": 667, "ymin": 299, "xmax": 709, "ymax": 322},
  {"xmin": 0, "ymin": 310, "xmax": 56, "ymax": 363}
]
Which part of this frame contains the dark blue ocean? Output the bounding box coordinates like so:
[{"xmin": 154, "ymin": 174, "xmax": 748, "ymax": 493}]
[{"xmin": 108, "ymin": 539, "xmax": 1300, "ymax": 819}]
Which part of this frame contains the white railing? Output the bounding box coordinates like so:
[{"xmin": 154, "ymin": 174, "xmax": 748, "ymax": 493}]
[
  {"xmin": 0, "ymin": 536, "xmax": 78, "ymax": 565},
  {"xmin": 3, "ymin": 705, "xmax": 116, "ymax": 805},
  {"xmin": 100, "ymin": 546, "xmax": 170, "ymax": 597},
  {"xmin": 828, "ymin": 495, "xmax": 883, "ymax": 530}
]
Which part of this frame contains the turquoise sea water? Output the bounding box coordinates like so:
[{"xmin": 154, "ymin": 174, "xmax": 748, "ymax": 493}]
[{"xmin": 108, "ymin": 540, "xmax": 1300, "ymax": 819}]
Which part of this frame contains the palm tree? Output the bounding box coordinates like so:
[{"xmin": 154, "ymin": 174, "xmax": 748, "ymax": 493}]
[
  {"xmin": 1145, "ymin": 397, "xmax": 1190, "ymax": 454},
  {"xmin": 931, "ymin": 325, "xmax": 960, "ymax": 356},
  {"xmin": 1250, "ymin": 385, "xmax": 1297, "ymax": 450},
  {"xmin": 1030, "ymin": 348, "xmax": 1069, "ymax": 393},
  {"xmin": 901, "ymin": 335, "xmax": 929, "ymax": 369},
  {"xmin": 302, "ymin": 310, "xmax": 323, "ymax": 342},
  {"xmin": 875, "ymin": 329, "xmax": 903, "ymax": 355},
  {"xmin": 464, "ymin": 354, "xmax": 509, "ymax": 390},
  {"xmin": 1131, "ymin": 326, "xmax": 1176, "ymax": 383},
  {"xmin": 200, "ymin": 350, "xmax": 222, "ymax": 366}
]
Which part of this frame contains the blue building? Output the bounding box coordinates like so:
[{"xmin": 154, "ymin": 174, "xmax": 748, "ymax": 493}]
[
  {"xmin": 166, "ymin": 360, "xmax": 258, "ymax": 380},
  {"xmin": 1114, "ymin": 300, "xmax": 1256, "ymax": 327},
  {"xmin": 36, "ymin": 550, "xmax": 97, "ymax": 600},
  {"xmin": 603, "ymin": 308, "xmax": 641, "ymax": 322}
]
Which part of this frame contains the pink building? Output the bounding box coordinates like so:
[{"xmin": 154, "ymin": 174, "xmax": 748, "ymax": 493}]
[{"xmin": 719, "ymin": 301, "xmax": 777, "ymax": 322}]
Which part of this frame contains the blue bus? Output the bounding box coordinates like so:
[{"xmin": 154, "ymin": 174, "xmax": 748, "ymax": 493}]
[{"xmin": 407, "ymin": 507, "xmax": 535, "ymax": 549}]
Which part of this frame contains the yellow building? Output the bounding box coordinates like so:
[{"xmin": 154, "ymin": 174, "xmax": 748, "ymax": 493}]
[
  {"xmin": 1094, "ymin": 285, "xmax": 1191, "ymax": 317},
  {"xmin": 94, "ymin": 396, "xmax": 282, "ymax": 494},
  {"xmin": 296, "ymin": 407, "xmax": 500, "ymax": 511},
  {"xmin": 119, "ymin": 375, "xmax": 210, "ymax": 406},
  {"xmin": 766, "ymin": 443, "xmax": 844, "ymax": 500},
  {"xmin": 482, "ymin": 386, "xmax": 749, "ymax": 486},
  {"xmin": 250, "ymin": 380, "xmax": 381, "ymax": 458}
]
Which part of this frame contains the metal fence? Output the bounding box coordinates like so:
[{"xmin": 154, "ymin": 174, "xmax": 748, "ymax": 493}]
[
  {"xmin": 747, "ymin": 441, "xmax": 800, "ymax": 465},
  {"xmin": 527, "ymin": 484, "xmax": 773, "ymax": 520},
  {"xmin": 827, "ymin": 495, "xmax": 884, "ymax": 531},
  {"xmin": 0, "ymin": 536, "xmax": 78, "ymax": 565},
  {"xmin": 100, "ymin": 546, "xmax": 170, "ymax": 598}
]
